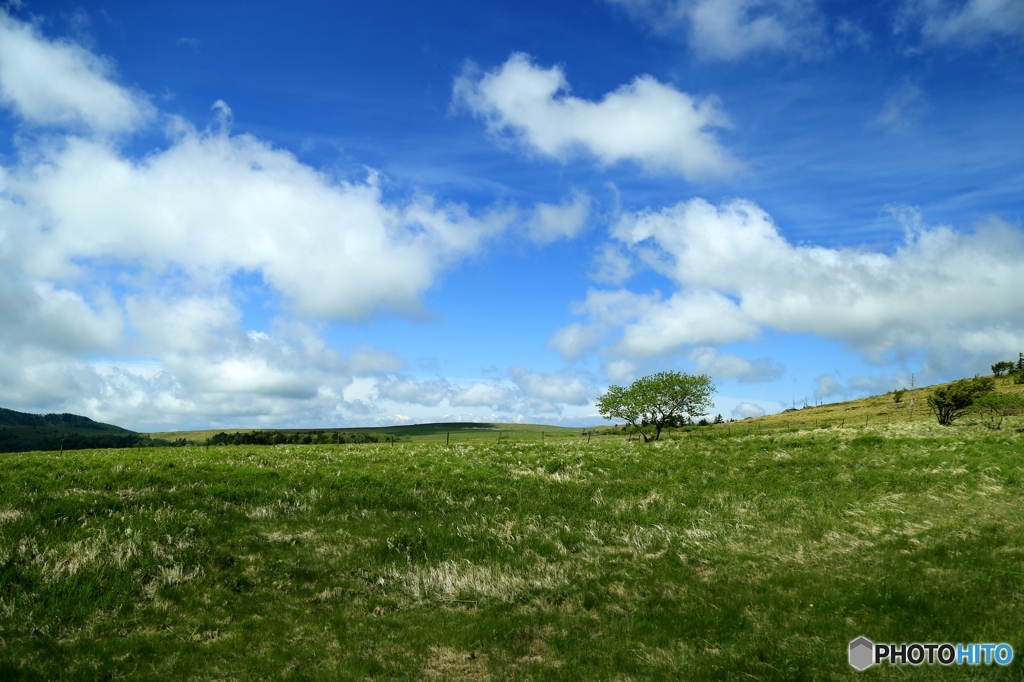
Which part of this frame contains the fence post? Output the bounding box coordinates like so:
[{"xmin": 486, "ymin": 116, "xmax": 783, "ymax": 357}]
[{"xmin": 446, "ymin": 432, "xmax": 449, "ymax": 446}]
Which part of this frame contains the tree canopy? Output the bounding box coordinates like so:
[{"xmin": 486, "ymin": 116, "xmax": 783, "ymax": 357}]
[
  {"xmin": 926, "ymin": 376, "xmax": 995, "ymax": 426},
  {"xmin": 597, "ymin": 371, "xmax": 715, "ymax": 442}
]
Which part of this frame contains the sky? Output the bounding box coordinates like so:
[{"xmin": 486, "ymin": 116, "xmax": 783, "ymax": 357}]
[{"xmin": 1, "ymin": 0, "xmax": 1022, "ymax": 431}]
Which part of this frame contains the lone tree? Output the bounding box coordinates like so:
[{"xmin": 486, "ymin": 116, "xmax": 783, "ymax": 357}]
[
  {"xmin": 926, "ymin": 376, "xmax": 995, "ymax": 426},
  {"xmin": 597, "ymin": 371, "xmax": 715, "ymax": 442},
  {"xmin": 992, "ymin": 360, "xmax": 1015, "ymax": 377}
]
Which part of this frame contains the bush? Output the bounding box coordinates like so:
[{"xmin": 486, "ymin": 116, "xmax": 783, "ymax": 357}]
[
  {"xmin": 927, "ymin": 377, "xmax": 995, "ymax": 426},
  {"xmin": 972, "ymin": 392, "xmax": 1024, "ymax": 429}
]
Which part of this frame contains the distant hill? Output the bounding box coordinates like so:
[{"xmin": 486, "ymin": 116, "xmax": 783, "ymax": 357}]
[
  {"xmin": 0, "ymin": 407, "xmax": 140, "ymax": 453},
  {"xmin": 0, "ymin": 407, "xmax": 130, "ymax": 431}
]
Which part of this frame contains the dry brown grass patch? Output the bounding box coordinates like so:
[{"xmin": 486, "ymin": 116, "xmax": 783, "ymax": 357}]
[{"xmin": 420, "ymin": 647, "xmax": 490, "ymax": 681}]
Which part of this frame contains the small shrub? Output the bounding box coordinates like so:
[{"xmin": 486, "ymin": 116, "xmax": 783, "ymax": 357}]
[{"xmin": 893, "ymin": 388, "xmax": 906, "ymax": 404}]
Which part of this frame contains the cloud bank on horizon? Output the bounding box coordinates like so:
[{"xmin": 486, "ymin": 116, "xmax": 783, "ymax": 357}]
[{"xmin": 0, "ymin": 2, "xmax": 1021, "ymax": 430}]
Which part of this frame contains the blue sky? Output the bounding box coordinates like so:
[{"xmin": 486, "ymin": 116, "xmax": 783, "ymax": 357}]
[{"xmin": 1, "ymin": 0, "xmax": 1022, "ymax": 430}]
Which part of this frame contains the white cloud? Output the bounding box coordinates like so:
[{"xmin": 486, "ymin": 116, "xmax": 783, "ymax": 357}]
[
  {"xmin": 527, "ymin": 190, "xmax": 591, "ymax": 244},
  {"xmin": 0, "ymin": 320, "xmax": 381, "ymax": 430},
  {"xmin": 449, "ymin": 382, "xmax": 514, "ymax": 408},
  {"xmin": 556, "ymin": 198, "xmax": 1024, "ymax": 369},
  {"xmin": 603, "ymin": 359, "xmax": 638, "ymax": 384},
  {"xmin": 0, "ymin": 9, "xmax": 612, "ymax": 429},
  {"xmin": 374, "ymin": 376, "xmax": 452, "ymax": 407},
  {"xmin": 508, "ymin": 367, "xmax": 594, "ymax": 406},
  {"xmin": 0, "ymin": 278, "xmax": 124, "ymax": 353},
  {"xmin": 0, "ymin": 10, "xmax": 152, "ymax": 133},
  {"xmin": 589, "ymin": 243, "xmax": 634, "ymax": 284},
  {"xmin": 546, "ymin": 323, "xmax": 601, "ymax": 361},
  {"xmin": 454, "ymin": 53, "xmax": 737, "ymax": 179},
  {"xmin": 809, "ymin": 371, "xmax": 913, "ymax": 403},
  {"xmin": 898, "ymin": 0, "xmax": 1024, "ymax": 45},
  {"xmin": 689, "ymin": 346, "xmax": 784, "ymax": 382},
  {"xmin": 605, "ymin": 0, "xmax": 823, "ymax": 60},
  {"xmin": 125, "ymin": 295, "xmax": 241, "ymax": 355},
  {"xmin": 615, "ymin": 290, "xmax": 760, "ymax": 357},
  {"xmin": 814, "ymin": 374, "xmax": 843, "ymax": 399},
  {"xmin": 731, "ymin": 401, "xmax": 766, "ymax": 419},
  {"xmin": 552, "ymin": 288, "xmax": 758, "ymax": 359},
  {"xmin": 0, "ymin": 9, "xmax": 506, "ymax": 426},
  {"xmin": 12, "ymin": 130, "xmax": 510, "ymax": 320}
]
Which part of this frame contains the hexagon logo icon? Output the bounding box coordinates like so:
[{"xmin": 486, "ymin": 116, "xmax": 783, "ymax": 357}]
[{"xmin": 849, "ymin": 637, "xmax": 874, "ymax": 670}]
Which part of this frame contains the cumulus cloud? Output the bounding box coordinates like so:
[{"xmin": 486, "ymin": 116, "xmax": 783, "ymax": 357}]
[
  {"xmin": 813, "ymin": 371, "xmax": 912, "ymax": 401},
  {"xmin": 0, "ymin": 10, "xmax": 577, "ymax": 427},
  {"xmin": 546, "ymin": 323, "xmax": 602, "ymax": 361},
  {"xmin": 11, "ymin": 128, "xmax": 511, "ymax": 320},
  {"xmin": 0, "ymin": 278, "xmax": 124, "ymax": 354},
  {"xmin": 526, "ymin": 190, "xmax": 591, "ymax": 244},
  {"xmin": 449, "ymin": 382, "xmax": 515, "ymax": 408},
  {"xmin": 0, "ymin": 319, "xmax": 381, "ymax": 430},
  {"xmin": 508, "ymin": 367, "xmax": 595, "ymax": 406},
  {"xmin": 688, "ymin": 346, "xmax": 784, "ymax": 383},
  {"xmin": 124, "ymin": 295, "xmax": 241, "ymax": 355},
  {"xmin": 374, "ymin": 376, "xmax": 452, "ymax": 407},
  {"xmin": 603, "ymin": 359, "xmax": 639, "ymax": 384},
  {"xmin": 453, "ymin": 53, "xmax": 737, "ymax": 178},
  {"xmin": 731, "ymin": 401, "xmax": 766, "ymax": 419},
  {"xmin": 0, "ymin": 10, "xmax": 152, "ymax": 132},
  {"xmin": 589, "ymin": 243, "xmax": 634, "ymax": 284},
  {"xmin": 897, "ymin": 0, "xmax": 1024, "ymax": 45},
  {"xmin": 814, "ymin": 374, "xmax": 844, "ymax": 399},
  {"xmin": 555, "ymin": 198, "xmax": 1024, "ymax": 370},
  {"xmin": 605, "ymin": 0, "xmax": 823, "ymax": 60}
]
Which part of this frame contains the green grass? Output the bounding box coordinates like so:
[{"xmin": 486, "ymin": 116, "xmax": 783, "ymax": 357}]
[
  {"xmin": 152, "ymin": 422, "xmax": 587, "ymax": 445},
  {"xmin": 2, "ymin": 420, "xmax": 1023, "ymax": 679}
]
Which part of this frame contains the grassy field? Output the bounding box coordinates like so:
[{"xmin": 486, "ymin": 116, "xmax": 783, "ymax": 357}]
[
  {"xmin": 152, "ymin": 422, "xmax": 588, "ymax": 446},
  {"xmin": 2, "ymin": 418, "xmax": 1024, "ymax": 679}
]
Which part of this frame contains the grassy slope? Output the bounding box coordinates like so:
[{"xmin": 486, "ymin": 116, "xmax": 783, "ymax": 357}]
[
  {"xmin": 153, "ymin": 422, "xmax": 588, "ymax": 445},
  {"xmin": 741, "ymin": 374, "xmax": 1024, "ymax": 431},
  {"xmin": 2, "ymin": 417, "xmax": 1023, "ymax": 679}
]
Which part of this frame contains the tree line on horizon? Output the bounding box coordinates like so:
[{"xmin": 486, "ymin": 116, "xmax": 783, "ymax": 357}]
[
  {"xmin": 991, "ymin": 352, "xmax": 1024, "ymax": 382},
  {"xmin": 204, "ymin": 430, "xmax": 388, "ymax": 447}
]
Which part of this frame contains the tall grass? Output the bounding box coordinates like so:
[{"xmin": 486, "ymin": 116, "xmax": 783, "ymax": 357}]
[{"xmin": 1, "ymin": 422, "xmax": 1022, "ymax": 679}]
